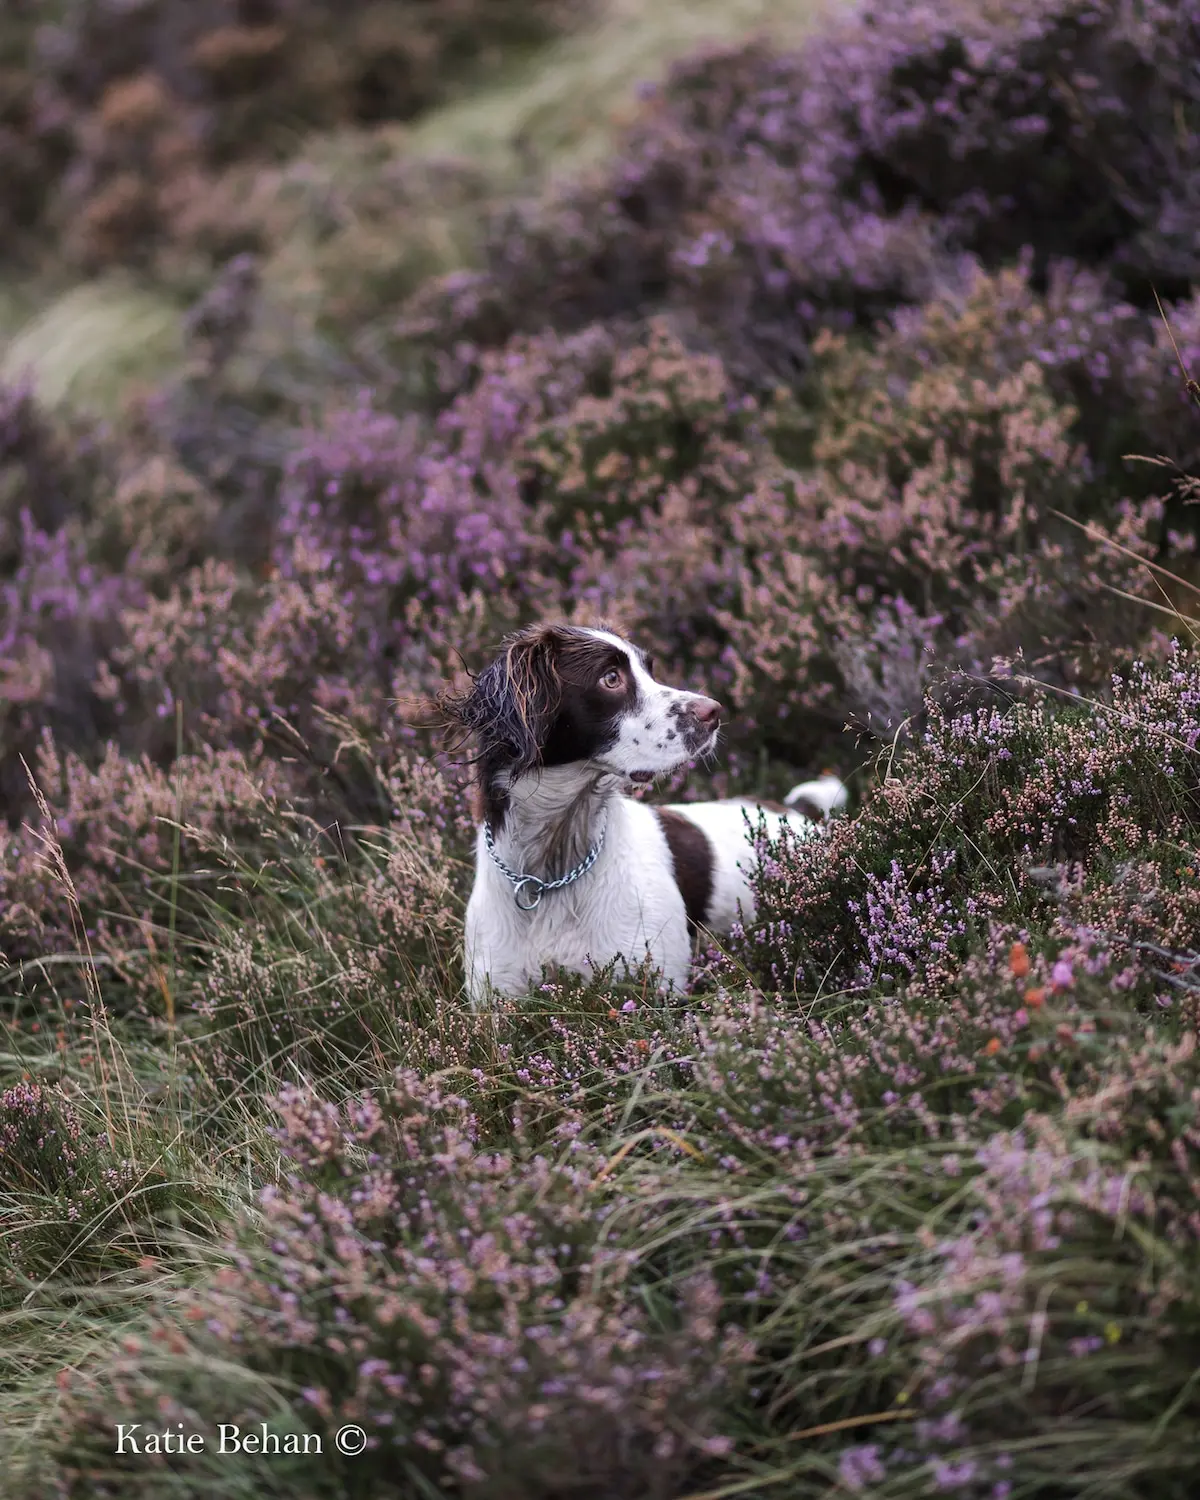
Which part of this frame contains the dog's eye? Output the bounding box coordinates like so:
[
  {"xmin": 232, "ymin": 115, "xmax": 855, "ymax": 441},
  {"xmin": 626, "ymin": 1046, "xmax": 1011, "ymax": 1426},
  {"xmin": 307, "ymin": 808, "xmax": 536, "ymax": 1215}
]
[{"xmin": 599, "ymin": 667, "xmax": 624, "ymax": 691}]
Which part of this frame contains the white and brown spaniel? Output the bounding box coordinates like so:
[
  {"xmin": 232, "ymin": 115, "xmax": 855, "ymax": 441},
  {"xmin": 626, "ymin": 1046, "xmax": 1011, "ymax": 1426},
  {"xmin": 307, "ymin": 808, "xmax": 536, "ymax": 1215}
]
[{"xmin": 440, "ymin": 624, "xmax": 846, "ymax": 1004}]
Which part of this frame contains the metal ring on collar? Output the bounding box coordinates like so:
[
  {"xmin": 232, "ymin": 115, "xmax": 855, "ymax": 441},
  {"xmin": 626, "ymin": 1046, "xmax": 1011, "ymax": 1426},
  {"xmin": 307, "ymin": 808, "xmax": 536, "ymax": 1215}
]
[{"xmin": 512, "ymin": 876, "xmax": 545, "ymax": 912}]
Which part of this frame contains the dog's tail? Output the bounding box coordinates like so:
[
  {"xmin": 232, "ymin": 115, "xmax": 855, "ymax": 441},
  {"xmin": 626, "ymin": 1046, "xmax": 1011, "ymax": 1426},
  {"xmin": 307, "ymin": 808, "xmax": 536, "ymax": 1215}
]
[{"xmin": 783, "ymin": 773, "xmax": 849, "ymax": 821}]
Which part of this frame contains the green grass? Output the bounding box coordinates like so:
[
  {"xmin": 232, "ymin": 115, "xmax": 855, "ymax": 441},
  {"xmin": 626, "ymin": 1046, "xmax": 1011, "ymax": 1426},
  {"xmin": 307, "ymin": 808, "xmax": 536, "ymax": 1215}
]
[
  {"xmin": 406, "ymin": 0, "xmax": 832, "ymax": 179},
  {"xmin": 0, "ymin": 278, "xmax": 184, "ymax": 415}
]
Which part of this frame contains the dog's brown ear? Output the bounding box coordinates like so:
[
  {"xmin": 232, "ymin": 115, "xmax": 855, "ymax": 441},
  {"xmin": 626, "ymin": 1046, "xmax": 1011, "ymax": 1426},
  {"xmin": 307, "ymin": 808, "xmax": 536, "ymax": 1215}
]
[{"xmin": 438, "ymin": 624, "xmax": 565, "ymax": 773}]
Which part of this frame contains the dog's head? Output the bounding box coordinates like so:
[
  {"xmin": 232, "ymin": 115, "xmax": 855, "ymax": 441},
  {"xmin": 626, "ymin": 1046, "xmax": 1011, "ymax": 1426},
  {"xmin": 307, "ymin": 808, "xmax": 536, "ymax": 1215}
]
[{"xmin": 441, "ymin": 624, "xmax": 722, "ymax": 811}]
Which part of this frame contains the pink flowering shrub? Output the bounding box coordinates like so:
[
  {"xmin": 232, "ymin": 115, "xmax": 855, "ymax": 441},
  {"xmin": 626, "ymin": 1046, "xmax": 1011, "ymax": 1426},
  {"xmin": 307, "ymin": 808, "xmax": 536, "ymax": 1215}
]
[
  {"xmin": 0, "ymin": 1079, "xmax": 186, "ymax": 1302},
  {"xmin": 722, "ymin": 265, "xmax": 1171, "ymax": 752},
  {"xmin": 0, "ymin": 731, "xmax": 300, "ymax": 1006},
  {"xmin": 52, "ymin": 1071, "xmax": 751, "ymax": 1498},
  {"xmin": 405, "ymin": 0, "xmax": 1200, "ymax": 384},
  {"xmin": 735, "ymin": 644, "xmax": 1200, "ymax": 1002},
  {"xmin": 0, "ymin": 383, "xmax": 107, "ymax": 561},
  {"xmin": 790, "ymin": 255, "xmax": 1191, "ymax": 499},
  {"xmin": 0, "ymin": 383, "xmax": 127, "ymax": 811},
  {"xmin": 806, "ymin": 0, "xmax": 1200, "ymax": 298}
]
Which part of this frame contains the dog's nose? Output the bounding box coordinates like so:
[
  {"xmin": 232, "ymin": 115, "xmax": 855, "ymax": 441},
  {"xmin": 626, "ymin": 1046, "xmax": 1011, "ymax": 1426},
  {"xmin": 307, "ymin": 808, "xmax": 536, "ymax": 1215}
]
[{"xmin": 689, "ymin": 696, "xmax": 723, "ymax": 729}]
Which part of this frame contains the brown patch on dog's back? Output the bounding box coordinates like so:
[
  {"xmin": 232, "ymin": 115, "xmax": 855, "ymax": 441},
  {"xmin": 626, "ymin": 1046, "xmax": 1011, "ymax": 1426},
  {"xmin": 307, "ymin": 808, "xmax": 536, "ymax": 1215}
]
[
  {"xmin": 720, "ymin": 795, "xmax": 825, "ymax": 821},
  {"xmin": 654, "ymin": 808, "xmax": 714, "ymax": 929},
  {"xmin": 719, "ymin": 797, "xmax": 788, "ymax": 815},
  {"xmin": 784, "ymin": 797, "xmax": 825, "ymax": 823},
  {"xmin": 786, "ymin": 798, "xmax": 828, "ymax": 822}
]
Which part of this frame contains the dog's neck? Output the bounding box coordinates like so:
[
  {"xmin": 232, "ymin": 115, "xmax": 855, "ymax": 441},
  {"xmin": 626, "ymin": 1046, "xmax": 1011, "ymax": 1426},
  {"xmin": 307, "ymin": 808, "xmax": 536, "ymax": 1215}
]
[{"xmin": 483, "ymin": 763, "xmax": 617, "ymax": 879}]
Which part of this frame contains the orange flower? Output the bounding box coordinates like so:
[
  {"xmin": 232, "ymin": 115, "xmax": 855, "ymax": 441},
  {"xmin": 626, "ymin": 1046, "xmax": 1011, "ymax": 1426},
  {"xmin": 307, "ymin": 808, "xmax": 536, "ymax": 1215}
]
[
  {"xmin": 1024, "ymin": 986, "xmax": 1046, "ymax": 1010},
  {"xmin": 983, "ymin": 1037, "xmax": 1002, "ymax": 1056},
  {"xmin": 1009, "ymin": 942, "xmax": 1030, "ymax": 979}
]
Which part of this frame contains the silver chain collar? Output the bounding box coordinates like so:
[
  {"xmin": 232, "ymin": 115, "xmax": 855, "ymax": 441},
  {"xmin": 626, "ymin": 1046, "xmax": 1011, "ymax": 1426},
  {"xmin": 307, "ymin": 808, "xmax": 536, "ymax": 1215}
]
[{"xmin": 483, "ymin": 814, "xmax": 608, "ymax": 912}]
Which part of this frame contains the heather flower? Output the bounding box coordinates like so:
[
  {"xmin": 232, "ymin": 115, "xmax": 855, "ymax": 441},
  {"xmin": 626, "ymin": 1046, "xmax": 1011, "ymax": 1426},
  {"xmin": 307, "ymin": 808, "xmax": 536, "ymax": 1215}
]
[
  {"xmin": 932, "ymin": 1458, "xmax": 976, "ymax": 1490},
  {"xmin": 1052, "ymin": 958, "xmax": 1075, "ymax": 991},
  {"xmin": 839, "ymin": 1443, "xmax": 886, "ymax": 1489}
]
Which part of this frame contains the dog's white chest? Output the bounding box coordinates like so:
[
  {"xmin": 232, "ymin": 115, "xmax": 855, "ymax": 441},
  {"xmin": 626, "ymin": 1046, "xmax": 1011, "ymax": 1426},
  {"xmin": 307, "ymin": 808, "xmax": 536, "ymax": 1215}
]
[{"xmin": 465, "ymin": 800, "xmax": 690, "ymax": 1002}]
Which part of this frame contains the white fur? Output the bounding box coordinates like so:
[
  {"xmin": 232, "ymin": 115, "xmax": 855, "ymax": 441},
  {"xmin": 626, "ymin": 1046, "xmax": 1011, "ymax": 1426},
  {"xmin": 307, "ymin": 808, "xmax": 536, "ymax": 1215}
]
[
  {"xmin": 582, "ymin": 628, "xmax": 723, "ymax": 782},
  {"xmin": 462, "ymin": 627, "xmax": 848, "ymax": 1004},
  {"xmin": 660, "ymin": 784, "xmax": 842, "ymax": 934},
  {"xmin": 465, "ymin": 768, "xmax": 692, "ymax": 1002}
]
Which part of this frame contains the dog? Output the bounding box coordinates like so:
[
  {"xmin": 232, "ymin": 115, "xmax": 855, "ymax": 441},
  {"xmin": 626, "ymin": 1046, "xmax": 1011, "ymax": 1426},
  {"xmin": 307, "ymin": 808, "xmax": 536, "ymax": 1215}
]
[{"xmin": 440, "ymin": 623, "xmax": 847, "ymax": 1004}]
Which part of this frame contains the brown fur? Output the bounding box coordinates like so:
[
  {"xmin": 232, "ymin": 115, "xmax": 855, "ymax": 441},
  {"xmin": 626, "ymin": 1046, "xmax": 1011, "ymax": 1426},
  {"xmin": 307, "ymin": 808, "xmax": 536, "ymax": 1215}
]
[
  {"xmin": 437, "ymin": 622, "xmax": 644, "ymax": 832},
  {"xmin": 654, "ymin": 808, "xmax": 715, "ymax": 930},
  {"xmin": 783, "ymin": 796, "xmax": 825, "ymax": 823},
  {"xmin": 720, "ymin": 797, "xmax": 792, "ymax": 816},
  {"xmin": 726, "ymin": 795, "xmax": 824, "ymax": 821}
]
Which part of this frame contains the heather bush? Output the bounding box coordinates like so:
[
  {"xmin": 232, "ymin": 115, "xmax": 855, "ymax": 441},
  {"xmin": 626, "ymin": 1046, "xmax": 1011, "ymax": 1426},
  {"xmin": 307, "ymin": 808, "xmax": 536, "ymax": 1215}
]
[
  {"xmin": 276, "ymin": 394, "xmax": 523, "ymax": 612},
  {"xmin": 87, "ymin": 448, "xmax": 222, "ymax": 590},
  {"xmin": 806, "ymin": 0, "xmax": 1200, "ymax": 300},
  {"xmin": 0, "ymin": 516, "xmax": 134, "ymax": 820},
  {"xmin": 734, "ymin": 644, "xmax": 1200, "ymax": 1001},
  {"xmin": 0, "ymin": 732, "xmax": 301, "ymax": 1012},
  {"xmin": 0, "ymin": 381, "xmax": 127, "ymax": 810},
  {"xmin": 514, "ymin": 321, "xmax": 766, "ymax": 636},
  {"xmin": 0, "ymin": 1077, "xmax": 196, "ymax": 1305},
  {"xmin": 0, "ymin": 381, "xmax": 107, "ymax": 555},
  {"xmin": 789, "ymin": 255, "xmax": 1193, "ymax": 496},
  {"xmin": 49, "ymin": 1070, "xmax": 751, "ymax": 1499},
  {"xmin": 404, "ymin": 0, "xmax": 1200, "ymax": 399},
  {"xmin": 104, "ymin": 556, "xmax": 377, "ymax": 758},
  {"xmin": 722, "ymin": 270, "xmax": 1171, "ymax": 752}
]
